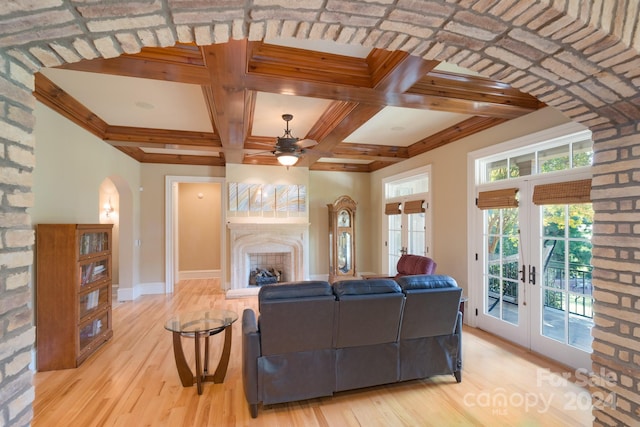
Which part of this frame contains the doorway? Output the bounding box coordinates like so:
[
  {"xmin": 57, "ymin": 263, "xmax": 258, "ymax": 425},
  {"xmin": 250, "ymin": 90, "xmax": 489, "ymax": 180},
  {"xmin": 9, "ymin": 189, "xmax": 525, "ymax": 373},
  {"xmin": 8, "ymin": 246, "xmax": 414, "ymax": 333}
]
[
  {"xmin": 165, "ymin": 176, "xmax": 225, "ymax": 294},
  {"xmin": 469, "ymin": 124, "xmax": 594, "ymax": 369},
  {"xmin": 382, "ymin": 166, "xmax": 432, "ymax": 274}
]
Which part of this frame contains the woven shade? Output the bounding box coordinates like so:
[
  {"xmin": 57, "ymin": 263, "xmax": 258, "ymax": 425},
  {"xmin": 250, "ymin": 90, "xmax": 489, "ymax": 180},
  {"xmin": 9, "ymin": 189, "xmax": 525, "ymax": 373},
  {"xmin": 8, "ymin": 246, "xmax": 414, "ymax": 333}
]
[
  {"xmin": 385, "ymin": 202, "xmax": 401, "ymax": 215},
  {"xmin": 404, "ymin": 200, "xmax": 425, "ymax": 214},
  {"xmin": 533, "ymin": 179, "xmax": 591, "ymax": 205},
  {"xmin": 477, "ymin": 188, "xmax": 519, "ymax": 210}
]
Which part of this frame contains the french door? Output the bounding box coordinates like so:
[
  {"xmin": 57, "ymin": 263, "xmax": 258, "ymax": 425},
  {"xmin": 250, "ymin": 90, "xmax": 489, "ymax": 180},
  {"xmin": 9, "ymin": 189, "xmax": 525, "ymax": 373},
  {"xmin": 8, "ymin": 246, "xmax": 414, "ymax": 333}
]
[
  {"xmin": 475, "ymin": 174, "xmax": 594, "ymax": 369},
  {"xmin": 388, "ymin": 203, "xmax": 428, "ymax": 274}
]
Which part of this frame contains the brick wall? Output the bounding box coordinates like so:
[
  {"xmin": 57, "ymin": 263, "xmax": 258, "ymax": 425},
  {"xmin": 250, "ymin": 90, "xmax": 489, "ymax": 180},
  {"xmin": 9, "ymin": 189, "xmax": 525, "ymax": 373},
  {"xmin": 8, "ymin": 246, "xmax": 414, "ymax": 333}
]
[
  {"xmin": 1, "ymin": 1, "xmax": 639, "ymax": 425},
  {"xmin": 0, "ymin": 45, "xmax": 37, "ymax": 426}
]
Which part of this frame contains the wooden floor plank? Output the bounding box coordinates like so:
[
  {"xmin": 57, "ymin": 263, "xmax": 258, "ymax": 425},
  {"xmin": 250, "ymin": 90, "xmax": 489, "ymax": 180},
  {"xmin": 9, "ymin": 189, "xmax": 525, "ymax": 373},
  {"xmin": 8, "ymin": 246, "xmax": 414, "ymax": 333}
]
[{"xmin": 33, "ymin": 279, "xmax": 593, "ymax": 426}]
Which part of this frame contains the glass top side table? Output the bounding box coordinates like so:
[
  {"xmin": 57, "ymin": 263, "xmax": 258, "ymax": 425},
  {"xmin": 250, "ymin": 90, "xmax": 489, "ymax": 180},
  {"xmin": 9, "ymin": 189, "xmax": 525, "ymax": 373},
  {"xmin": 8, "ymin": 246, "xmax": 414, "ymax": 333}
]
[{"xmin": 164, "ymin": 309, "xmax": 238, "ymax": 394}]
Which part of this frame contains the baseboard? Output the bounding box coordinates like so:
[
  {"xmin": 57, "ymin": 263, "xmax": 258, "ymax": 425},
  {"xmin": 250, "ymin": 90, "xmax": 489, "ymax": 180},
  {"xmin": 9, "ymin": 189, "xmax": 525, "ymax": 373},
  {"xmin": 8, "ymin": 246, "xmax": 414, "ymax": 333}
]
[
  {"xmin": 179, "ymin": 269, "xmax": 220, "ymax": 280},
  {"xmin": 117, "ymin": 282, "xmax": 165, "ymax": 301}
]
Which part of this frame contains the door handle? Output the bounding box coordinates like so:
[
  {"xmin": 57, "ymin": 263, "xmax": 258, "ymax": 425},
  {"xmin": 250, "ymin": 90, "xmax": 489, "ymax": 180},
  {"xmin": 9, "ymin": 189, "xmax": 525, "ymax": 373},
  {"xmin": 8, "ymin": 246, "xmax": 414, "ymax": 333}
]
[
  {"xmin": 519, "ymin": 265, "xmax": 526, "ymax": 283},
  {"xmin": 529, "ymin": 265, "xmax": 536, "ymax": 285}
]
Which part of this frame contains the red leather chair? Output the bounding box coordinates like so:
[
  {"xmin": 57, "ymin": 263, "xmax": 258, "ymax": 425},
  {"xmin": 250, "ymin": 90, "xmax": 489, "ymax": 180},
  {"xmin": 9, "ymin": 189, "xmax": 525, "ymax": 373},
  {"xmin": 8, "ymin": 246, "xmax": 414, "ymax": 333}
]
[
  {"xmin": 363, "ymin": 254, "xmax": 437, "ymax": 280},
  {"xmin": 394, "ymin": 254, "xmax": 437, "ymax": 278}
]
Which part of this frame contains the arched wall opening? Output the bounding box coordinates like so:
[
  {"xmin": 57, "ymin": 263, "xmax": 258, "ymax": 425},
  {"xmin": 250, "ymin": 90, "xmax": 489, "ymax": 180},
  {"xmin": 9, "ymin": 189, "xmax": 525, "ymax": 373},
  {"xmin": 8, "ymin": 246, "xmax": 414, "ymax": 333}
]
[{"xmin": 2, "ymin": 3, "xmax": 639, "ymax": 425}]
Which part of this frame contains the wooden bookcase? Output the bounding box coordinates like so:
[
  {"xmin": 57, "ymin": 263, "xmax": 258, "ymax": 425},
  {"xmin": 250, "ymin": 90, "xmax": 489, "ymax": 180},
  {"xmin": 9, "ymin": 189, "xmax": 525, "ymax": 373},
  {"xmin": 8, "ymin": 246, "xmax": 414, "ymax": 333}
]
[{"xmin": 36, "ymin": 224, "xmax": 113, "ymax": 371}]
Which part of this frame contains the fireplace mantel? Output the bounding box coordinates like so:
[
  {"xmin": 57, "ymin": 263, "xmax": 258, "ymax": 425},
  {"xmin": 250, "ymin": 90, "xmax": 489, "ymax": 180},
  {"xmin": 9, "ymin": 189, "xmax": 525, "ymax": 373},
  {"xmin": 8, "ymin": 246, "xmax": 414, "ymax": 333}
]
[{"xmin": 227, "ymin": 222, "xmax": 310, "ymax": 296}]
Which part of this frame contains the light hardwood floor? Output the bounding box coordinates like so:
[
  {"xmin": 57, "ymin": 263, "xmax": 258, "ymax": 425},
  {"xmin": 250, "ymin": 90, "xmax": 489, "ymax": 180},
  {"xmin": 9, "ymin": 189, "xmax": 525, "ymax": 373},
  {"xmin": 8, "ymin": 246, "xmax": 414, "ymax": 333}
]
[{"xmin": 33, "ymin": 279, "xmax": 593, "ymax": 426}]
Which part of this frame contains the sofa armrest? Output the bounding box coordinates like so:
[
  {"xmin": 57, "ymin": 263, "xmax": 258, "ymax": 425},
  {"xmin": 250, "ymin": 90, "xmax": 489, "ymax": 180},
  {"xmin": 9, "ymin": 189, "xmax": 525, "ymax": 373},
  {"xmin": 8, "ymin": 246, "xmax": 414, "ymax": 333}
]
[{"xmin": 242, "ymin": 309, "xmax": 261, "ymax": 417}]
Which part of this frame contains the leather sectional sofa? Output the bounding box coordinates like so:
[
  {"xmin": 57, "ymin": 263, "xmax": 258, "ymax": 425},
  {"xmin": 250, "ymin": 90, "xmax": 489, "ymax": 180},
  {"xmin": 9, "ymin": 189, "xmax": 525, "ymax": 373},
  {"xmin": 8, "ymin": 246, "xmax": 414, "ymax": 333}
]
[{"xmin": 241, "ymin": 275, "xmax": 463, "ymax": 418}]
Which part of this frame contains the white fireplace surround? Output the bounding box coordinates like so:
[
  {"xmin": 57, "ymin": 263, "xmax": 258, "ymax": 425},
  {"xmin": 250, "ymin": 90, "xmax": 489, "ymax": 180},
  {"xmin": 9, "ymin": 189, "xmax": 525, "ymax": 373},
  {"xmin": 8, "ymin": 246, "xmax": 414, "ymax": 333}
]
[{"xmin": 227, "ymin": 223, "xmax": 309, "ymax": 295}]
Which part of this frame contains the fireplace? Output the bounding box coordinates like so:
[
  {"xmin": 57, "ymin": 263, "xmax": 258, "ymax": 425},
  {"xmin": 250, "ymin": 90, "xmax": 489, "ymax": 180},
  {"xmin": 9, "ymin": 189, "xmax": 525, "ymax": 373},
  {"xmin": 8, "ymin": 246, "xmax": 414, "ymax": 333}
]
[{"xmin": 227, "ymin": 222, "xmax": 309, "ymax": 296}]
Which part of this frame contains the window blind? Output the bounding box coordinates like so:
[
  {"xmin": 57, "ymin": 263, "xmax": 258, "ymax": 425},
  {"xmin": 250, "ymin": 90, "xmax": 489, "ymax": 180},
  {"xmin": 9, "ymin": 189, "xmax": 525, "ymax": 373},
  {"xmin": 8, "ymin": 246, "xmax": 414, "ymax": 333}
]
[
  {"xmin": 404, "ymin": 200, "xmax": 425, "ymax": 214},
  {"xmin": 385, "ymin": 202, "xmax": 401, "ymax": 215},
  {"xmin": 476, "ymin": 188, "xmax": 519, "ymax": 210},
  {"xmin": 532, "ymin": 179, "xmax": 591, "ymax": 205}
]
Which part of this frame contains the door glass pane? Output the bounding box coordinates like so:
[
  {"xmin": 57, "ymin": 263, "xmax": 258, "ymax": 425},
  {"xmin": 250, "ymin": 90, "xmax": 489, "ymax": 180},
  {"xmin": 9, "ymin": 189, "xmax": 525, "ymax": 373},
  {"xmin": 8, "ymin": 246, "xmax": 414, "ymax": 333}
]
[
  {"xmin": 541, "ymin": 203, "xmax": 593, "ymax": 351},
  {"xmin": 484, "ymin": 207, "xmax": 519, "ymax": 325},
  {"xmin": 408, "ymin": 213, "xmax": 425, "ymax": 256},
  {"xmin": 543, "ymin": 289, "xmax": 566, "ymax": 341},
  {"xmin": 388, "ymin": 215, "xmax": 402, "ymax": 274}
]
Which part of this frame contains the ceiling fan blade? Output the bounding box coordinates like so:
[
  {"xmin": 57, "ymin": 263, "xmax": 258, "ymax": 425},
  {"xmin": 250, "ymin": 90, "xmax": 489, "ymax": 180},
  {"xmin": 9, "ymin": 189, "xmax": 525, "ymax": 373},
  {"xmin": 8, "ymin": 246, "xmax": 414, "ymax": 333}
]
[
  {"xmin": 296, "ymin": 138, "xmax": 318, "ymax": 149},
  {"xmin": 245, "ymin": 149, "xmax": 274, "ymax": 158}
]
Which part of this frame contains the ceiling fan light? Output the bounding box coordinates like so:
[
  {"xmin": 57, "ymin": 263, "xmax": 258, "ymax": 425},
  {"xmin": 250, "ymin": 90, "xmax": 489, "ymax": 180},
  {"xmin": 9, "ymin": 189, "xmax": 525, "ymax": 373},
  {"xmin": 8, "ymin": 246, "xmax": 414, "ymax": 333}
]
[{"xmin": 276, "ymin": 152, "xmax": 299, "ymax": 166}]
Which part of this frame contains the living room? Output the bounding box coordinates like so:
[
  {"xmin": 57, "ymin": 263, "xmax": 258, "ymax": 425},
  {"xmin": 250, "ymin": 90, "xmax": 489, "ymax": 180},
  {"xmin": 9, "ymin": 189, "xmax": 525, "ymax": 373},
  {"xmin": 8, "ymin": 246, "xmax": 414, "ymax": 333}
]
[{"xmin": 2, "ymin": 2, "xmax": 639, "ymax": 426}]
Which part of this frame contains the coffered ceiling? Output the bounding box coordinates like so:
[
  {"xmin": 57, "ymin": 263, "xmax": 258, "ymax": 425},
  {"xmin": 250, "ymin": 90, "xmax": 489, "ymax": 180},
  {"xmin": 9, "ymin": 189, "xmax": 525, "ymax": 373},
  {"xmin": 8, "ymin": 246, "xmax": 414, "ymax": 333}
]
[{"xmin": 34, "ymin": 38, "xmax": 545, "ymax": 172}]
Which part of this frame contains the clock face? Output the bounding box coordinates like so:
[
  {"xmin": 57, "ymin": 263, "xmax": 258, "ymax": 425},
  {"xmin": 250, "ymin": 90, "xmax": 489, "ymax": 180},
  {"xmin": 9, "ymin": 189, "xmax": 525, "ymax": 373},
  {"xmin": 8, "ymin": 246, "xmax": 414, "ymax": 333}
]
[{"xmin": 338, "ymin": 210, "xmax": 350, "ymax": 227}]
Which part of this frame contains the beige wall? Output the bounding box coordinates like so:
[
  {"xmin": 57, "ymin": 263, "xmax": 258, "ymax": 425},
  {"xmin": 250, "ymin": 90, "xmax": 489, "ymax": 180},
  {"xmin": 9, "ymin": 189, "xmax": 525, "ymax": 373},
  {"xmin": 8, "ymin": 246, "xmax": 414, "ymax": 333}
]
[
  {"xmin": 369, "ymin": 107, "xmax": 571, "ymax": 296},
  {"xmin": 33, "ymin": 103, "xmax": 142, "ymax": 290},
  {"xmin": 32, "ymin": 104, "xmax": 140, "ymax": 224},
  {"xmin": 178, "ymin": 182, "xmax": 221, "ymax": 271},
  {"xmin": 139, "ymin": 164, "xmax": 225, "ymax": 284},
  {"xmin": 309, "ymin": 171, "xmax": 372, "ymax": 276}
]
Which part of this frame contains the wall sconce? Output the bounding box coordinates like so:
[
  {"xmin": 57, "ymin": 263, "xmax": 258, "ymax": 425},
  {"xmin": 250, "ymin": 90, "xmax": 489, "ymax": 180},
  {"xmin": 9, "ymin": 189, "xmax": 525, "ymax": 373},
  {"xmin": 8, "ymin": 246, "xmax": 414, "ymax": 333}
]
[{"xmin": 103, "ymin": 199, "xmax": 114, "ymax": 217}]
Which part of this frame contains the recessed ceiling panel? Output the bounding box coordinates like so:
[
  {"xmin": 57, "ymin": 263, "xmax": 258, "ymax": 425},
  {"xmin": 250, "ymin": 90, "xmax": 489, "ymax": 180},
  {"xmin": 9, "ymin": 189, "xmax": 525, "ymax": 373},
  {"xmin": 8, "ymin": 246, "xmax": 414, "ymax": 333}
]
[
  {"xmin": 40, "ymin": 68, "xmax": 213, "ymax": 132},
  {"xmin": 252, "ymin": 92, "xmax": 332, "ymax": 138},
  {"xmin": 344, "ymin": 106, "xmax": 472, "ymax": 147}
]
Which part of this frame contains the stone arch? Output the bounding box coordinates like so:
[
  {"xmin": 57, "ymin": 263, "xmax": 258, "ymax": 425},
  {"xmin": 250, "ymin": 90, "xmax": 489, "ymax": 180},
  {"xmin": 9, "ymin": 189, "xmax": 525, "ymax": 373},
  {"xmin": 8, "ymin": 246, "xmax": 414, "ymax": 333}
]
[{"xmin": 2, "ymin": 2, "xmax": 639, "ymax": 425}]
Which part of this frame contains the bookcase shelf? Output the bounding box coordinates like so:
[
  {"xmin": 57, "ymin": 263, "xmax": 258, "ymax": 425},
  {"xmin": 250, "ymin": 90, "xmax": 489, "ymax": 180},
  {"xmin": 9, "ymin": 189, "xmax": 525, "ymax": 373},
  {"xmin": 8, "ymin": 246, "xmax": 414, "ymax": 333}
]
[{"xmin": 36, "ymin": 224, "xmax": 113, "ymax": 371}]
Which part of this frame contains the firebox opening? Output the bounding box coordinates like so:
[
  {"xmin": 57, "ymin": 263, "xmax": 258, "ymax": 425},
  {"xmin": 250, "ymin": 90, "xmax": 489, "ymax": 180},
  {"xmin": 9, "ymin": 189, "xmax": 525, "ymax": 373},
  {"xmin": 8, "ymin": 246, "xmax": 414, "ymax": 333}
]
[{"xmin": 248, "ymin": 252, "xmax": 291, "ymax": 286}]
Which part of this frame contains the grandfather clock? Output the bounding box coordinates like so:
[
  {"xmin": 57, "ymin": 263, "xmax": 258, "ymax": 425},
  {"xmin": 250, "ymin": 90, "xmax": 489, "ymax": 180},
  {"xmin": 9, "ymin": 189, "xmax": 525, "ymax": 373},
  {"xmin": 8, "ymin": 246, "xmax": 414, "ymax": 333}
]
[{"xmin": 328, "ymin": 195, "xmax": 357, "ymax": 282}]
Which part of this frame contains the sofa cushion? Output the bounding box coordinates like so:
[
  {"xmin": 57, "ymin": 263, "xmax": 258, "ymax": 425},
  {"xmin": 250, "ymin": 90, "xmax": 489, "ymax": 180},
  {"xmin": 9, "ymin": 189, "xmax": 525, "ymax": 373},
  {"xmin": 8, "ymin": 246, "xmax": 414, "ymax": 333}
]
[
  {"xmin": 258, "ymin": 280, "xmax": 332, "ymax": 301},
  {"xmin": 396, "ymin": 274, "xmax": 458, "ymax": 291},
  {"xmin": 332, "ymin": 278, "xmax": 401, "ymax": 298}
]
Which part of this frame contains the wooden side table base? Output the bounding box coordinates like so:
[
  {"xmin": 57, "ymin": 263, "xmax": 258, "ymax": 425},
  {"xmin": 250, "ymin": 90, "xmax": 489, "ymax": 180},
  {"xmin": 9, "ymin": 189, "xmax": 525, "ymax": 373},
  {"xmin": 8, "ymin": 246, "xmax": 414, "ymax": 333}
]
[{"xmin": 170, "ymin": 325, "xmax": 234, "ymax": 394}]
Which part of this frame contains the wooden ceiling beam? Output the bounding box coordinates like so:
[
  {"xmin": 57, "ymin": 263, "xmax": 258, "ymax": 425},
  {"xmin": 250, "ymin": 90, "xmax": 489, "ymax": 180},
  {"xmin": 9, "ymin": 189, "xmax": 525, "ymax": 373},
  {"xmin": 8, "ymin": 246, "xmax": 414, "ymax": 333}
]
[
  {"xmin": 138, "ymin": 152, "xmax": 225, "ymax": 166},
  {"xmin": 247, "ymin": 41, "xmax": 372, "ymax": 87},
  {"xmin": 201, "ymin": 40, "xmax": 251, "ymax": 164},
  {"xmin": 408, "ymin": 116, "xmax": 509, "ymax": 156},
  {"xmin": 410, "ymin": 71, "xmax": 544, "ymax": 110},
  {"xmin": 298, "ymin": 102, "xmax": 382, "ymax": 167},
  {"xmin": 309, "ymin": 162, "xmax": 372, "ymax": 173},
  {"xmin": 58, "ymin": 55, "xmax": 210, "ymax": 85},
  {"xmin": 367, "ymin": 49, "xmax": 439, "ymax": 93},
  {"xmin": 240, "ymin": 72, "xmax": 533, "ymax": 119},
  {"xmin": 104, "ymin": 125, "xmax": 220, "ymax": 146},
  {"xmin": 331, "ymin": 142, "xmax": 409, "ymax": 160}
]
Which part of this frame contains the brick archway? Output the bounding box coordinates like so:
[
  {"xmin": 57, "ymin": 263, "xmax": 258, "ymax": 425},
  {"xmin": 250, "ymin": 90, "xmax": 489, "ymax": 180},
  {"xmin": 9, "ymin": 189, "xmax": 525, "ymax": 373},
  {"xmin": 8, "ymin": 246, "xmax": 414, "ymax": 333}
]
[{"xmin": 2, "ymin": 3, "xmax": 638, "ymax": 425}]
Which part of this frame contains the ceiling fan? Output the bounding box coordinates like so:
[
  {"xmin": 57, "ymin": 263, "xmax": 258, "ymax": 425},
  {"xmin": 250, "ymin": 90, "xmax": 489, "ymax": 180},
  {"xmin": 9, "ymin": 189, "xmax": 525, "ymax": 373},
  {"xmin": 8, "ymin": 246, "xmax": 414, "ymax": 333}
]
[
  {"xmin": 272, "ymin": 113, "xmax": 319, "ymax": 167},
  {"xmin": 246, "ymin": 114, "xmax": 333, "ymax": 167}
]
